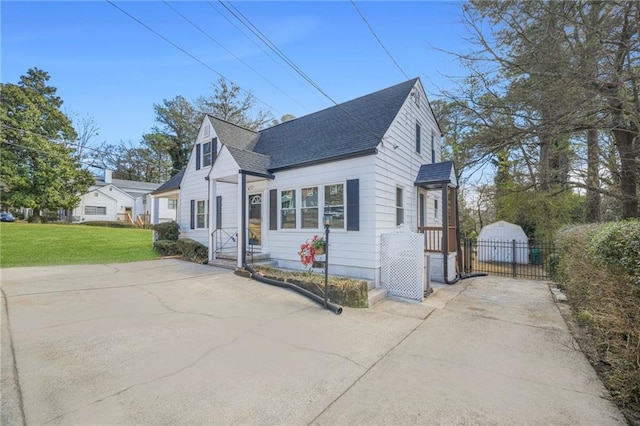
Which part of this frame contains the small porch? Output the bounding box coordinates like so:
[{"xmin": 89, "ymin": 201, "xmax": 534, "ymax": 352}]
[
  {"xmin": 208, "ymin": 145, "xmax": 274, "ymax": 267},
  {"xmin": 414, "ymin": 161, "xmax": 459, "ymax": 283}
]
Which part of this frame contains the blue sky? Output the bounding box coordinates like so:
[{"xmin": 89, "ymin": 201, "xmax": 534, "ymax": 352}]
[{"xmin": 2, "ymin": 1, "xmax": 468, "ymax": 146}]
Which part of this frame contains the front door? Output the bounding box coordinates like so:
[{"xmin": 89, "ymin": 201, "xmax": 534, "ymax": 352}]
[{"xmin": 248, "ymin": 194, "xmax": 262, "ymax": 245}]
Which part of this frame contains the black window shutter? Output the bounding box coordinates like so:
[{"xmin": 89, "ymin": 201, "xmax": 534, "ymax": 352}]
[
  {"xmin": 195, "ymin": 144, "xmax": 201, "ymax": 170},
  {"xmin": 269, "ymin": 189, "xmax": 277, "ymax": 230},
  {"xmin": 190, "ymin": 199, "xmax": 195, "ymax": 229},
  {"xmin": 346, "ymin": 179, "xmax": 359, "ymax": 231},
  {"xmin": 216, "ymin": 196, "xmax": 222, "ymax": 229},
  {"xmin": 211, "ymin": 137, "xmax": 218, "ymax": 164},
  {"xmin": 415, "ymin": 123, "xmax": 421, "ymax": 153}
]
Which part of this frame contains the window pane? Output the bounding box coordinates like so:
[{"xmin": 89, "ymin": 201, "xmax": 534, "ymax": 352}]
[
  {"xmin": 301, "ymin": 207, "xmax": 318, "ymax": 228},
  {"xmin": 203, "ymin": 142, "xmax": 212, "ymax": 167},
  {"xmin": 325, "ymin": 184, "xmax": 343, "ymax": 205},
  {"xmin": 324, "ymin": 184, "xmax": 344, "ymax": 228},
  {"xmin": 197, "ymin": 201, "xmax": 205, "ymax": 214},
  {"xmin": 396, "ymin": 187, "xmax": 403, "ymax": 208},
  {"xmin": 281, "ymin": 190, "xmax": 296, "ymax": 228},
  {"xmin": 301, "ymin": 187, "xmax": 318, "ymax": 207}
]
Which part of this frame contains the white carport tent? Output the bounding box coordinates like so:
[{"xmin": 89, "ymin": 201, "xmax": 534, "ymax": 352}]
[{"xmin": 477, "ymin": 220, "xmax": 529, "ymax": 264}]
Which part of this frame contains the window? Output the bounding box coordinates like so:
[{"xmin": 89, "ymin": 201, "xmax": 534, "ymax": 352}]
[
  {"xmin": 415, "ymin": 122, "xmax": 421, "ymax": 153},
  {"xmin": 168, "ymin": 199, "xmax": 177, "ymax": 209},
  {"xmin": 202, "ymin": 142, "xmax": 212, "ymax": 167},
  {"xmin": 434, "ymin": 199, "xmax": 438, "ymax": 219},
  {"xmin": 431, "ymin": 132, "xmax": 436, "ymax": 163},
  {"xmin": 85, "ymin": 206, "xmax": 106, "ymax": 215},
  {"xmin": 196, "ymin": 200, "xmax": 207, "ymax": 229},
  {"xmin": 396, "ymin": 187, "xmax": 404, "ymax": 225},
  {"xmin": 301, "ymin": 187, "xmax": 318, "ymax": 229},
  {"xmin": 419, "ymin": 194, "xmax": 425, "ymax": 227},
  {"xmin": 324, "ymin": 184, "xmax": 344, "ymax": 228},
  {"xmin": 281, "ymin": 190, "xmax": 296, "ymax": 228}
]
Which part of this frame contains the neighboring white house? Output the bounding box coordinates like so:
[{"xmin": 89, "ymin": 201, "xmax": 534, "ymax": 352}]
[
  {"xmin": 172, "ymin": 78, "xmax": 457, "ymax": 285},
  {"xmin": 150, "ymin": 169, "xmax": 183, "ymax": 224},
  {"xmin": 477, "ymin": 220, "xmax": 529, "ymax": 264},
  {"xmin": 72, "ymin": 169, "xmax": 170, "ymax": 225}
]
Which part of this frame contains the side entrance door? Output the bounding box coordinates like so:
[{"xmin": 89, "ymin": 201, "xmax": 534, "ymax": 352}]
[{"xmin": 248, "ymin": 194, "xmax": 262, "ymax": 245}]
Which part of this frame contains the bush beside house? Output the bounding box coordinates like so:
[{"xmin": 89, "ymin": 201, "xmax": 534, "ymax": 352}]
[{"xmin": 554, "ymin": 221, "xmax": 640, "ymax": 424}]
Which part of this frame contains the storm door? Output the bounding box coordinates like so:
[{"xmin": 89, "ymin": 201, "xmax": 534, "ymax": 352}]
[{"xmin": 248, "ymin": 194, "xmax": 262, "ymax": 245}]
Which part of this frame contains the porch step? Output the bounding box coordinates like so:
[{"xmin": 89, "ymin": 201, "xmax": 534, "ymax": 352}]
[
  {"xmin": 206, "ymin": 258, "xmax": 237, "ymax": 271},
  {"xmin": 216, "ymin": 252, "xmax": 271, "ymax": 262},
  {"xmin": 368, "ymin": 288, "xmax": 388, "ymax": 307}
]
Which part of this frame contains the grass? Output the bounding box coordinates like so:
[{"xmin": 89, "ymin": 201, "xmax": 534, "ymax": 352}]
[{"xmin": 0, "ymin": 222, "xmax": 160, "ymax": 268}]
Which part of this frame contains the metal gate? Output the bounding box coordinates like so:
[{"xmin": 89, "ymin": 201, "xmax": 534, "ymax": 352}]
[
  {"xmin": 381, "ymin": 228, "xmax": 425, "ymax": 301},
  {"xmin": 461, "ymin": 238, "xmax": 556, "ymax": 280}
]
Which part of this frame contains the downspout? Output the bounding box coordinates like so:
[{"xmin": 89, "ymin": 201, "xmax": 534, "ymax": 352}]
[
  {"xmin": 442, "ymin": 183, "xmax": 459, "ymax": 284},
  {"xmin": 244, "ymin": 264, "xmax": 343, "ymax": 315},
  {"xmin": 241, "ymin": 172, "xmax": 247, "ymax": 266}
]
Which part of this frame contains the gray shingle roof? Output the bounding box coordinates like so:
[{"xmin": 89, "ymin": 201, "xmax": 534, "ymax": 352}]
[
  {"xmin": 208, "ymin": 115, "xmax": 259, "ymax": 150},
  {"xmin": 226, "ymin": 146, "xmax": 272, "ymax": 177},
  {"xmin": 414, "ymin": 161, "xmax": 456, "ymax": 188},
  {"xmin": 254, "ymin": 78, "xmax": 419, "ymax": 170},
  {"xmin": 152, "ymin": 169, "xmax": 184, "ymax": 195}
]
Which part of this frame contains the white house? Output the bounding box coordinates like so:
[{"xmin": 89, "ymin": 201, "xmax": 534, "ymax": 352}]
[
  {"xmin": 150, "ymin": 169, "xmax": 183, "ymax": 224},
  {"xmin": 173, "ymin": 78, "xmax": 458, "ymax": 285},
  {"xmin": 72, "ymin": 170, "xmax": 172, "ymax": 225}
]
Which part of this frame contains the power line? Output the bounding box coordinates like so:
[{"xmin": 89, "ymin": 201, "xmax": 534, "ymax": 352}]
[
  {"xmin": 205, "ymin": 1, "xmax": 316, "ymax": 99},
  {"xmin": 350, "ymin": 0, "xmax": 410, "ymax": 81},
  {"xmin": 104, "ymin": 0, "xmax": 282, "ymax": 117},
  {"xmin": 162, "ymin": 1, "xmax": 309, "ymax": 113},
  {"xmin": 217, "ymin": 0, "xmax": 388, "ymax": 141}
]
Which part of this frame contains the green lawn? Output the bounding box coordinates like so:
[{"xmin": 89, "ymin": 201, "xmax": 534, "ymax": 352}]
[{"xmin": 0, "ymin": 223, "xmax": 160, "ymax": 268}]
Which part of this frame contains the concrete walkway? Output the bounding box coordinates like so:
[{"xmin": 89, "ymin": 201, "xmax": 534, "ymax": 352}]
[{"xmin": 1, "ymin": 260, "xmax": 624, "ymax": 425}]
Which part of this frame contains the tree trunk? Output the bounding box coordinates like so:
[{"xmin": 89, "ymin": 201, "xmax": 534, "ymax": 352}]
[
  {"xmin": 613, "ymin": 129, "xmax": 639, "ymax": 219},
  {"xmin": 32, "ymin": 209, "xmax": 41, "ymax": 223},
  {"xmin": 586, "ymin": 128, "xmax": 601, "ymax": 222}
]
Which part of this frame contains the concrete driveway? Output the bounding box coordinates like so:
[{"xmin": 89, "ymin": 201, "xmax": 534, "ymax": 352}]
[{"xmin": 1, "ymin": 259, "xmax": 624, "ymax": 425}]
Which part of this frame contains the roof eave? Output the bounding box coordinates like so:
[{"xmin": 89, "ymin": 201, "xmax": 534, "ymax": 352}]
[{"xmin": 268, "ymin": 148, "xmax": 378, "ymax": 173}]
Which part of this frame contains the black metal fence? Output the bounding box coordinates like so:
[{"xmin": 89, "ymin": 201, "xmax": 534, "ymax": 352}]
[{"xmin": 460, "ymin": 239, "xmax": 556, "ymax": 280}]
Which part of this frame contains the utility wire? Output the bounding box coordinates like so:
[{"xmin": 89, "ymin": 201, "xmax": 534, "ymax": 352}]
[
  {"xmin": 162, "ymin": 1, "xmax": 309, "ymax": 112},
  {"xmin": 217, "ymin": 0, "xmax": 388, "ymax": 141},
  {"xmin": 205, "ymin": 1, "xmax": 317, "ymax": 101},
  {"xmin": 350, "ymin": 0, "xmax": 410, "ymax": 81},
  {"xmin": 105, "ymin": 0, "xmax": 282, "ymax": 116}
]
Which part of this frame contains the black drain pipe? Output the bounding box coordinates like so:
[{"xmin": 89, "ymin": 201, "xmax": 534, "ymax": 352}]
[
  {"xmin": 442, "ymin": 184, "xmax": 460, "ymax": 285},
  {"xmin": 244, "ymin": 264, "xmax": 343, "ymax": 315}
]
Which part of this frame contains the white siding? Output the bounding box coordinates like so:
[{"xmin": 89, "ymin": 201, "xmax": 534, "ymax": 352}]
[
  {"xmin": 179, "ymin": 116, "xmax": 218, "ymax": 245},
  {"xmin": 265, "ymin": 155, "xmax": 378, "ymax": 281},
  {"xmin": 72, "ymin": 186, "xmax": 134, "ymax": 222}
]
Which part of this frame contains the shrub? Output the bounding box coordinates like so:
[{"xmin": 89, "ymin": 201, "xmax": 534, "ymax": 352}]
[
  {"xmin": 554, "ymin": 223, "xmax": 640, "ymax": 423},
  {"xmin": 153, "ymin": 239, "xmax": 180, "ymax": 256},
  {"xmin": 587, "ymin": 220, "xmax": 640, "ymax": 286},
  {"xmin": 153, "ymin": 221, "xmax": 179, "ymax": 241},
  {"xmin": 79, "ymin": 221, "xmax": 137, "ymax": 228},
  {"xmin": 176, "ymin": 238, "xmax": 208, "ymax": 264},
  {"xmin": 14, "ymin": 212, "xmax": 24, "ymax": 220}
]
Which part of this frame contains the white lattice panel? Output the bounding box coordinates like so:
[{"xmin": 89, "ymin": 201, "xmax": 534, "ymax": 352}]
[{"xmin": 381, "ymin": 229, "xmax": 425, "ymax": 301}]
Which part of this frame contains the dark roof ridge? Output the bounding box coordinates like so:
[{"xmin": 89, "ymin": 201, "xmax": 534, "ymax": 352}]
[
  {"xmin": 206, "ymin": 114, "xmax": 259, "ymax": 134},
  {"xmin": 259, "ymin": 77, "xmax": 420, "ymax": 134}
]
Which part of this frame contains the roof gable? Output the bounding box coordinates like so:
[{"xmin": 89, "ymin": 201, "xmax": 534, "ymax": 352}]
[
  {"xmin": 208, "ymin": 115, "xmax": 259, "ymax": 150},
  {"xmin": 254, "ymin": 78, "xmax": 419, "ymax": 170}
]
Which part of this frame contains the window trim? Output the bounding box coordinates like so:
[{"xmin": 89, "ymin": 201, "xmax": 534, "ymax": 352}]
[
  {"xmin": 202, "ymin": 141, "xmax": 212, "ymax": 167},
  {"xmin": 396, "ymin": 186, "xmax": 404, "ymax": 226},
  {"xmin": 280, "ymin": 189, "xmax": 297, "ymax": 229},
  {"xmin": 195, "ymin": 200, "xmax": 208, "ymax": 229},
  {"xmin": 84, "ymin": 205, "xmax": 107, "ymax": 215},
  {"xmin": 274, "ymin": 182, "xmax": 347, "ymax": 231}
]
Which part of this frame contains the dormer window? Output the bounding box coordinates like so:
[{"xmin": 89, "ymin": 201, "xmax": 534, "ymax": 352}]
[{"xmin": 202, "ymin": 142, "xmax": 212, "ymax": 167}]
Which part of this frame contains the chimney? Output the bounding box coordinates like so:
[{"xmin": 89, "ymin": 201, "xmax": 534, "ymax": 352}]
[{"xmin": 104, "ymin": 169, "xmax": 112, "ymax": 184}]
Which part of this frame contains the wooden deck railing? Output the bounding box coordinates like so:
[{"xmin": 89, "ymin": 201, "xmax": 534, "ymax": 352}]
[{"xmin": 417, "ymin": 226, "xmax": 457, "ymax": 253}]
